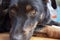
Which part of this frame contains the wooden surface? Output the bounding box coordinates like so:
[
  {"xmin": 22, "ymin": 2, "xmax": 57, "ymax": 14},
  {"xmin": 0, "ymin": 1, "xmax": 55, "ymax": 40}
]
[
  {"xmin": 0, "ymin": 25, "xmax": 60, "ymax": 40},
  {"xmin": 0, "ymin": 33, "xmax": 59, "ymax": 40}
]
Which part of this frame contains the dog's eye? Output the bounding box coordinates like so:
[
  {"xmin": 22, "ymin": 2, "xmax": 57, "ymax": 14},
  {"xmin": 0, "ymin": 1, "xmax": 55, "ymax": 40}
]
[
  {"xmin": 10, "ymin": 6, "xmax": 19, "ymax": 13},
  {"xmin": 10, "ymin": 7, "xmax": 16, "ymax": 13},
  {"xmin": 26, "ymin": 5, "xmax": 32, "ymax": 12},
  {"xmin": 26, "ymin": 5, "xmax": 36, "ymax": 16}
]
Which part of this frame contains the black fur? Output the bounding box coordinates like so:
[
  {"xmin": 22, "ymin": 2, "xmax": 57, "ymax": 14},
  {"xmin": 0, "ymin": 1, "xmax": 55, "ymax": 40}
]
[
  {"xmin": 0, "ymin": 0, "xmax": 11, "ymax": 33},
  {"xmin": 0, "ymin": 0, "xmax": 60, "ymax": 40},
  {"xmin": 9, "ymin": 0, "xmax": 60, "ymax": 40}
]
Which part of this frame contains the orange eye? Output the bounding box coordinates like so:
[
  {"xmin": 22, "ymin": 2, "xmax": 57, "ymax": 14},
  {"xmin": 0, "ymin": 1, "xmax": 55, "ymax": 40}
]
[
  {"xmin": 26, "ymin": 5, "xmax": 32, "ymax": 12},
  {"xmin": 10, "ymin": 5, "xmax": 19, "ymax": 13},
  {"xmin": 30, "ymin": 10, "xmax": 36, "ymax": 15},
  {"xmin": 26, "ymin": 5, "xmax": 36, "ymax": 13}
]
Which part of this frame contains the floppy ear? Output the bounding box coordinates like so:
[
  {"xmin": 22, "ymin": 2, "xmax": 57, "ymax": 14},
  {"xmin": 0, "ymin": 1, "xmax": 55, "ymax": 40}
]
[{"xmin": 51, "ymin": 0, "xmax": 57, "ymax": 9}]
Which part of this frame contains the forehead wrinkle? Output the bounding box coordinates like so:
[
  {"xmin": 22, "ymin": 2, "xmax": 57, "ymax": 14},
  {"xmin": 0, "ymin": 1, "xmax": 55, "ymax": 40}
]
[
  {"xmin": 30, "ymin": 0, "xmax": 43, "ymax": 9},
  {"xmin": 27, "ymin": 0, "xmax": 46, "ymax": 21},
  {"xmin": 10, "ymin": 0, "xmax": 45, "ymax": 14}
]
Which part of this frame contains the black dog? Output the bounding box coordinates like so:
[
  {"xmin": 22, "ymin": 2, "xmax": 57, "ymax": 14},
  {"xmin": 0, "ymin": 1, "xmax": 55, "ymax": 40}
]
[
  {"xmin": 0, "ymin": 0, "xmax": 58, "ymax": 33},
  {"xmin": 8, "ymin": 0, "xmax": 60, "ymax": 40},
  {"xmin": 0, "ymin": 0, "xmax": 60, "ymax": 40}
]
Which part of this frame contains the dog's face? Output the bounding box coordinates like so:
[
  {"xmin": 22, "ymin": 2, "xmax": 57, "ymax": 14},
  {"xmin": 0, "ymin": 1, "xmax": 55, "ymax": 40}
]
[
  {"xmin": 10, "ymin": 0, "xmax": 48, "ymax": 39},
  {"xmin": 10, "ymin": 0, "xmax": 48, "ymax": 26},
  {"xmin": 9, "ymin": 0, "xmax": 57, "ymax": 40}
]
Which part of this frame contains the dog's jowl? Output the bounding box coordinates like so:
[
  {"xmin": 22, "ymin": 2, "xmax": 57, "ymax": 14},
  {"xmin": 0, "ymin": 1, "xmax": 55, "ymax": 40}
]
[{"xmin": 9, "ymin": 0, "xmax": 58, "ymax": 40}]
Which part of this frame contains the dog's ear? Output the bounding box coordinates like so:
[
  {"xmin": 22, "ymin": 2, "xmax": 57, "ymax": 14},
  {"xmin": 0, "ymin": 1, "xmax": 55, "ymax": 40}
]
[{"xmin": 51, "ymin": 0, "xmax": 57, "ymax": 9}]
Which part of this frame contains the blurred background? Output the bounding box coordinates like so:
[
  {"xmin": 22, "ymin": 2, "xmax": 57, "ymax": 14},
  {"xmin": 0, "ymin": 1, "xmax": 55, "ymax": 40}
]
[
  {"xmin": 52, "ymin": 0, "xmax": 60, "ymax": 22},
  {"xmin": 56, "ymin": 0, "xmax": 60, "ymax": 6}
]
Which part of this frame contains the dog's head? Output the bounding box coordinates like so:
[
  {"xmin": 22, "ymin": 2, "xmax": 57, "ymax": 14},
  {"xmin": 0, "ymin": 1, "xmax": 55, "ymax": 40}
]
[
  {"xmin": 9, "ymin": 0, "xmax": 55, "ymax": 32},
  {"xmin": 9, "ymin": 0, "xmax": 50, "ymax": 29},
  {"xmin": 9, "ymin": 0, "xmax": 58, "ymax": 39},
  {"xmin": 9, "ymin": 0, "xmax": 47, "ymax": 26}
]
